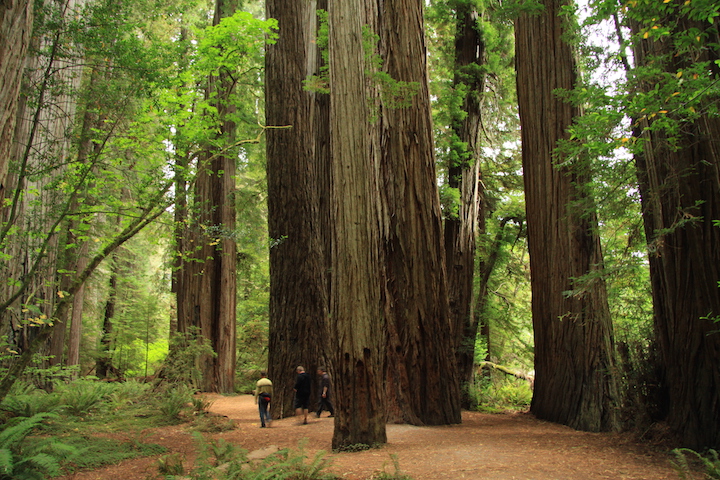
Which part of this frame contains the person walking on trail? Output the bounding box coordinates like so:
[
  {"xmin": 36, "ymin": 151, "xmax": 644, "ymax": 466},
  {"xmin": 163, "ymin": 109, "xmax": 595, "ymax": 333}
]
[
  {"xmin": 255, "ymin": 370, "xmax": 273, "ymax": 428},
  {"xmin": 316, "ymin": 366, "xmax": 334, "ymax": 418},
  {"xmin": 293, "ymin": 365, "xmax": 312, "ymax": 424}
]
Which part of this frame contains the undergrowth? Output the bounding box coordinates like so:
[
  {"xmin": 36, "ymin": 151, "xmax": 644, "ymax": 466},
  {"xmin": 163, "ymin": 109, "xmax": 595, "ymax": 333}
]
[
  {"xmin": 471, "ymin": 374, "xmax": 532, "ymax": 413},
  {"xmin": 671, "ymin": 448, "xmax": 720, "ymax": 479},
  {"xmin": 0, "ymin": 378, "xmax": 195, "ymax": 477},
  {"xmin": 153, "ymin": 435, "xmax": 339, "ymax": 480}
]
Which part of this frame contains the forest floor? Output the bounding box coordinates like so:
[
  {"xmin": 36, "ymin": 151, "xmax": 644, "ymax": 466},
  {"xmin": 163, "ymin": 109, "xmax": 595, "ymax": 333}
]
[{"xmin": 58, "ymin": 394, "xmax": 687, "ymax": 480}]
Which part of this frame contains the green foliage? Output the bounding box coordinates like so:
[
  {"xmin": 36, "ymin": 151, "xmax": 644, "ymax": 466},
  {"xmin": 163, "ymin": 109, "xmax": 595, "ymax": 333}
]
[
  {"xmin": 157, "ymin": 452, "xmax": 186, "ymax": 476},
  {"xmin": 58, "ymin": 435, "xmax": 166, "ymax": 474},
  {"xmin": 303, "ymin": 9, "xmax": 330, "ymax": 94},
  {"xmin": 671, "ymin": 448, "xmax": 720, "ymax": 479},
  {"xmin": 157, "ymin": 384, "xmax": 194, "ymax": 422},
  {"xmin": 0, "ymin": 412, "xmax": 75, "ymax": 480},
  {"xmin": 175, "ymin": 435, "xmax": 337, "ymax": 480},
  {"xmin": 471, "ymin": 374, "xmax": 533, "ymax": 413},
  {"xmin": 370, "ymin": 454, "xmax": 414, "ymax": 480},
  {"xmin": 161, "ymin": 329, "xmax": 217, "ymax": 390}
]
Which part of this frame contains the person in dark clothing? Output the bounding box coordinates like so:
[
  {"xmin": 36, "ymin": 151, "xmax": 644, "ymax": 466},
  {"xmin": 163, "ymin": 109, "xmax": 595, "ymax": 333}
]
[
  {"xmin": 293, "ymin": 365, "xmax": 312, "ymax": 424},
  {"xmin": 316, "ymin": 366, "xmax": 335, "ymax": 418}
]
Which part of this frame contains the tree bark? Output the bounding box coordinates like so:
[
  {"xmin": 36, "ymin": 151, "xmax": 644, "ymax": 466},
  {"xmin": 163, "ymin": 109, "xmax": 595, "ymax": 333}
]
[
  {"xmin": 0, "ymin": 0, "xmax": 33, "ymax": 201},
  {"xmin": 328, "ymin": 0, "xmax": 388, "ymax": 449},
  {"xmin": 515, "ymin": 0, "xmax": 621, "ymax": 432},
  {"xmin": 265, "ymin": 0, "xmax": 331, "ymax": 418},
  {"xmin": 444, "ymin": 3, "xmax": 484, "ymax": 410},
  {"xmin": 377, "ymin": 0, "xmax": 461, "ymax": 426},
  {"xmin": 630, "ymin": 16, "xmax": 720, "ymax": 448},
  {"xmin": 175, "ymin": 0, "xmax": 238, "ymax": 394}
]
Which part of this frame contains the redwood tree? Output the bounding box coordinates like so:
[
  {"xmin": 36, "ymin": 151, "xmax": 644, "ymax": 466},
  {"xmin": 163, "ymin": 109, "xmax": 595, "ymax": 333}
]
[
  {"xmin": 378, "ymin": 0, "xmax": 461, "ymax": 426},
  {"xmin": 175, "ymin": 0, "xmax": 240, "ymax": 393},
  {"xmin": 328, "ymin": 0, "xmax": 388, "ymax": 449},
  {"xmin": 515, "ymin": 0, "xmax": 621, "ymax": 432},
  {"xmin": 438, "ymin": 0, "xmax": 485, "ymax": 409},
  {"xmin": 626, "ymin": 3, "xmax": 720, "ymax": 448},
  {"xmin": 265, "ymin": 0, "xmax": 330, "ymax": 418},
  {"xmin": 0, "ymin": 0, "xmax": 32, "ymax": 200}
]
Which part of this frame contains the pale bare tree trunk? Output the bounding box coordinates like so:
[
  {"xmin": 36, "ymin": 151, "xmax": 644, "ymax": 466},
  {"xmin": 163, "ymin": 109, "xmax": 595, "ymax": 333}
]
[{"xmin": 515, "ymin": 0, "xmax": 620, "ymax": 432}]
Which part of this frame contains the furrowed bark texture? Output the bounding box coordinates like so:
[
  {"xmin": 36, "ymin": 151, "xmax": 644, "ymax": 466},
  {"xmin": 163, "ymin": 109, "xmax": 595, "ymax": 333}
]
[
  {"xmin": 515, "ymin": 0, "xmax": 620, "ymax": 432},
  {"xmin": 0, "ymin": 0, "xmax": 32, "ymax": 198},
  {"xmin": 329, "ymin": 0, "xmax": 387, "ymax": 449},
  {"xmin": 443, "ymin": 4, "xmax": 484, "ymax": 409},
  {"xmin": 378, "ymin": 0, "xmax": 461, "ymax": 426},
  {"xmin": 176, "ymin": 0, "xmax": 238, "ymax": 394},
  {"xmin": 265, "ymin": 0, "xmax": 330, "ymax": 419},
  {"xmin": 631, "ymin": 17, "xmax": 720, "ymax": 448}
]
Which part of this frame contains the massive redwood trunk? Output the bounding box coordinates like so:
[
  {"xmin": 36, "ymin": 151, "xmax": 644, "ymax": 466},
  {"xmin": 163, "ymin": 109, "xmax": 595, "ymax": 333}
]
[
  {"xmin": 515, "ymin": 0, "xmax": 620, "ymax": 432},
  {"xmin": 328, "ymin": 0, "xmax": 387, "ymax": 450},
  {"xmin": 378, "ymin": 0, "xmax": 461, "ymax": 426},
  {"xmin": 265, "ymin": 0, "xmax": 330, "ymax": 419},
  {"xmin": 630, "ymin": 14, "xmax": 720, "ymax": 448},
  {"xmin": 176, "ymin": 0, "xmax": 238, "ymax": 394}
]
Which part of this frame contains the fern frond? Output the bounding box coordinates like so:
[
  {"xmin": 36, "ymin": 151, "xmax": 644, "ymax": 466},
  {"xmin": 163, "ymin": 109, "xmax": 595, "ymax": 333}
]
[
  {"xmin": 0, "ymin": 413, "xmax": 56, "ymax": 449},
  {"xmin": 0, "ymin": 447, "xmax": 14, "ymax": 475}
]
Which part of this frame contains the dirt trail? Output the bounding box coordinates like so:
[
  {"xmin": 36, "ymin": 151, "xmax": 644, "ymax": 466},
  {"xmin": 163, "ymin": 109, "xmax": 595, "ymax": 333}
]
[{"xmin": 61, "ymin": 394, "xmax": 682, "ymax": 480}]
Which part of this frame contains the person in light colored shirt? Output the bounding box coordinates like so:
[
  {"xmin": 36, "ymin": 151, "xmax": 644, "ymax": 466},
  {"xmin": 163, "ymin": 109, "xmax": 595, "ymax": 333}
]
[{"xmin": 255, "ymin": 371, "xmax": 273, "ymax": 428}]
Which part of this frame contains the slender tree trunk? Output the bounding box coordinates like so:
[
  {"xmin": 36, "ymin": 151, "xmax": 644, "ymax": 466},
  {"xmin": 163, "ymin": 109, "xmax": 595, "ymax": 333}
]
[
  {"xmin": 66, "ymin": 244, "xmax": 88, "ymax": 368},
  {"xmin": 444, "ymin": 4, "xmax": 484, "ymax": 409},
  {"xmin": 515, "ymin": 0, "xmax": 620, "ymax": 432},
  {"xmin": 328, "ymin": 0, "xmax": 387, "ymax": 450},
  {"xmin": 630, "ymin": 17, "xmax": 720, "ymax": 448},
  {"xmin": 96, "ymin": 257, "xmax": 118, "ymax": 379},
  {"xmin": 265, "ymin": 0, "xmax": 330, "ymax": 418},
  {"xmin": 378, "ymin": 0, "xmax": 461, "ymax": 426}
]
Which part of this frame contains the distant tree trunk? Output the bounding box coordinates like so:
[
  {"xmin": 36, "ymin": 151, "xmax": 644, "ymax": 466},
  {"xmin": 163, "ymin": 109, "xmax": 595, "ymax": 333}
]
[
  {"xmin": 630, "ymin": 17, "xmax": 720, "ymax": 449},
  {"xmin": 176, "ymin": 0, "xmax": 238, "ymax": 393},
  {"xmin": 443, "ymin": 3, "xmax": 484, "ymax": 410},
  {"xmin": 378, "ymin": 0, "xmax": 461, "ymax": 426},
  {"xmin": 66, "ymin": 245, "xmax": 88, "ymax": 368},
  {"xmin": 96, "ymin": 258, "xmax": 118, "ymax": 379},
  {"xmin": 265, "ymin": 0, "xmax": 330, "ymax": 418},
  {"xmin": 515, "ymin": 0, "xmax": 621, "ymax": 432},
  {"xmin": 328, "ymin": 0, "xmax": 387, "ymax": 450},
  {"xmin": 0, "ymin": 0, "xmax": 33, "ymax": 201}
]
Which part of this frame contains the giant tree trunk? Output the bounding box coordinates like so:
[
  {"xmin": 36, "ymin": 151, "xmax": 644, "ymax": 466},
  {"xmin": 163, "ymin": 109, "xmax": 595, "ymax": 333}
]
[
  {"xmin": 630, "ymin": 17, "xmax": 720, "ymax": 449},
  {"xmin": 0, "ymin": 0, "xmax": 33, "ymax": 200},
  {"xmin": 265, "ymin": 0, "xmax": 330, "ymax": 419},
  {"xmin": 378, "ymin": 0, "xmax": 461, "ymax": 426},
  {"xmin": 443, "ymin": 4, "xmax": 484, "ymax": 409},
  {"xmin": 328, "ymin": 0, "xmax": 387, "ymax": 450},
  {"xmin": 176, "ymin": 0, "xmax": 238, "ymax": 394},
  {"xmin": 515, "ymin": 0, "xmax": 620, "ymax": 432}
]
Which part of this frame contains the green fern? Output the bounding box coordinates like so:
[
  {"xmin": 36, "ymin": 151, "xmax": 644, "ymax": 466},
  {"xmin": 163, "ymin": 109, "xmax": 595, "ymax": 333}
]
[
  {"xmin": 0, "ymin": 412, "xmax": 76, "ymax": 480},
  {"xmin": 671, "ymin": 448, "xmax": 720, "ymax": 479}
]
